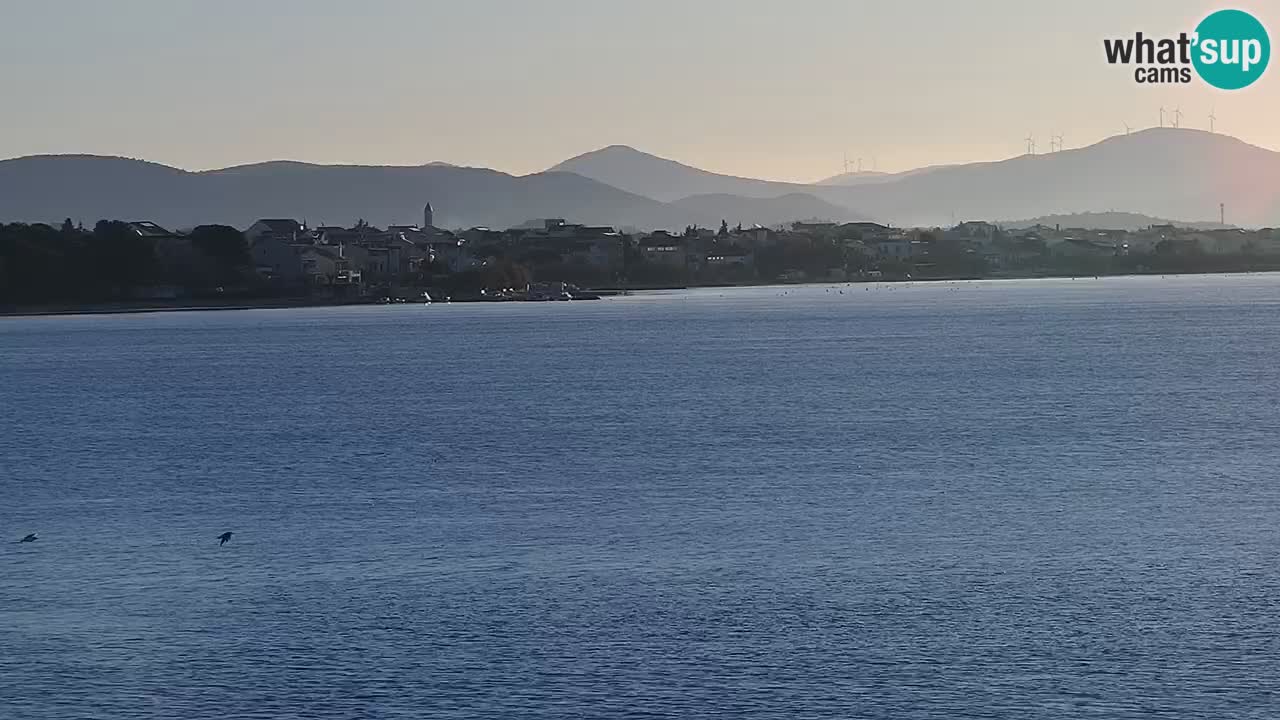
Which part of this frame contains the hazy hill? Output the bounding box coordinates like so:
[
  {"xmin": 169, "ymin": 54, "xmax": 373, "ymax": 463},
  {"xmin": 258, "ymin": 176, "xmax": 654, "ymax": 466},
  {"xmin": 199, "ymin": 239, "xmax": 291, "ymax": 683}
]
[
  {"xmin": 550, "ymin": 130, "xmax": 1280, "ymax": 228},
  {"xmin": 814, "ymin": 170, "xmax": 892, "ymax": 186},
  {"xmin": 815, "ymin": 165, "xmax": 950, "ymax": 186},
  {"xmin": 817, "ymin": 129, "xmax": 1280, "ymax": 228},
  {"xmin": 1001, "ymin": 211, "xmax": 1235, "ymax": 232},
  {"xmin": 0, "ymin": 156, "xmax": 715, "ymax": 231},
  {"xmin": 6, "ymin": 128, "xmax": 1278, "ymax": 233},
  {"xmin": 548, "ymin": 145, "xmax": 810, "ymax": 202},
  {"xmin": 671, "ymin": 193, "xmax": 862, "ymax": 227}
]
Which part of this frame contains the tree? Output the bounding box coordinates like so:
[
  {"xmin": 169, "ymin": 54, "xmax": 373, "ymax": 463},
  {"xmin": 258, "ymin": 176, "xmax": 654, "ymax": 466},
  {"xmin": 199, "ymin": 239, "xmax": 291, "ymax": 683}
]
[
  {"xmin": 190, "ymin": 225, "xmax": 250, "ymax": 285},
  {"xmin": 0, "ymin": 222, "xmax": 70, "ymax": 303},
  {"xmin": 92, "ymin": 220, "xmax": 156, "ymax": 295},
  {"xmin": 190, "ymin": 225, "xmax": 247, "ymax": 262},
  {"xmin": 486, "ymin": 258, "xmax": 530, "ymax": 289},
  {"xmin": 718, "ymin": 220, "xmax": 729, "ymax": 238}
]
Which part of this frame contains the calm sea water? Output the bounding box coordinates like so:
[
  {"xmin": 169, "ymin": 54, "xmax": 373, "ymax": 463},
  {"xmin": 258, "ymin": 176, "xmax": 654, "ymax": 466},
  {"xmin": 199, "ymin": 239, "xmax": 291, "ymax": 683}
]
[{"xmin": 3, "ymin": 276, "xmax": 1280, "ymax": 719}]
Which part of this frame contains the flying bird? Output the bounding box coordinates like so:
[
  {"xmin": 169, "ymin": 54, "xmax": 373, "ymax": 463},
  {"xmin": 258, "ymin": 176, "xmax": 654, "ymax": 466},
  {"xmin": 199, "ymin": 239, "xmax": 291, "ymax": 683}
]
[
  {"xmin": 18, "ymin": 533, "xmax": 38, "ymax": 543},
  {"xmin": 217, "ymin": 531, "xmax": 233, "ymax": 546}
]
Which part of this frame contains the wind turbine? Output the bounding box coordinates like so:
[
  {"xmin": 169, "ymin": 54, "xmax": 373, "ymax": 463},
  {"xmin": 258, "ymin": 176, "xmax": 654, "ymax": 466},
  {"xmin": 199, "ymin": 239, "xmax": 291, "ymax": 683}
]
[
  {"xmin": 1173, "ymin": 106, "xmax": 1183, "ymax": 128},
  {"xmin": 1052, "ymin": 133, "xmax": 1065, "ymax": 152},
  {"xmin": 1209, "ymin": 107, "xmax": 1217, "ymax": 133},
  {"xmin": 1159, "ymin": 106, "xmax": 1166, "ymax": 128},
  {"xmin": 1123, "ymin": 122, "xmax": 1133, "ymax": 136},
  {"xmin": 1025, "ymin": 134, "xmax": 1037, "ymax": 155}
]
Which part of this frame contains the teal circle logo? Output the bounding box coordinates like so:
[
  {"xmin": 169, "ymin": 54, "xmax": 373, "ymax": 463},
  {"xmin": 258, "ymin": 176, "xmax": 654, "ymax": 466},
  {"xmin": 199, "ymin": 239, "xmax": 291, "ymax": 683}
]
[{"xmin": 1193, "ymin": 9, "xmax": 1270, "ymax": 90}]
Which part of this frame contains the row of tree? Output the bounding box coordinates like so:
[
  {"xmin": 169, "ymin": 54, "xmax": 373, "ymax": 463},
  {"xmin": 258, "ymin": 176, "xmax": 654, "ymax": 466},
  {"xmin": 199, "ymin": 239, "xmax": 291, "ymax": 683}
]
[{"xmin": 0, "ymin": 221, "xmax": 250, "ymax": 305}]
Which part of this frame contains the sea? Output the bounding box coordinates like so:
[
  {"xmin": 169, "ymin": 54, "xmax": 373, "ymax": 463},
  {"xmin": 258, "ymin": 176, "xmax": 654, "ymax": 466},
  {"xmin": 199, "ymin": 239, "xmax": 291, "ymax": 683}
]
[{"xmin": 3, "ymin": 275, "xmax": 1280, "ymax": 719}]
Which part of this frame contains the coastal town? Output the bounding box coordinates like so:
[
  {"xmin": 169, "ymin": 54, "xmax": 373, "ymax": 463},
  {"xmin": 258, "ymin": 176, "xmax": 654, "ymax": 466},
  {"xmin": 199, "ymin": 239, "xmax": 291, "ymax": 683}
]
[{"xmin": 4, "ymin": 202, "xmax": 1280, "ymax": 308}]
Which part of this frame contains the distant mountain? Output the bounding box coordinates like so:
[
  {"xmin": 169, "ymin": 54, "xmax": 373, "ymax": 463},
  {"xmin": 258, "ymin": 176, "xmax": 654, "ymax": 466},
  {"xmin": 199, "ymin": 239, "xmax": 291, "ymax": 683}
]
[
  {"xmin": 0, "ymin": 155, "xmax": 871, "ymax": 232},
  {"xmin": 815, "ymin": 165, "xmax": 950, "ymax": 186},
  {"xmin": 551, "ymin": 130, "xmax": 1280, "ymax": 228},
  {"xmin": 548, "ymin": 145, "xmax": 811, "ymax": 202},
  {"xmin": 7, "ymin": 128, "xmax": 1279, "ymax": 233},
  {"xmin": 814, "ymin": 170, "xmax": 892, "ymax": 186},
  {"xmin": 1001, "ymin": 211, "xmax": 1234, "ymax": 232},
  {"xmin": 815, "ymin": 129, "xmax": 1280, "ymax": 228},
  {"xmin": 0, "ymin": 156, "xmax": 715, "ymax": 231},
  {"xmin": 671, "ymin": 193, "xmax": 861, "ymax": 227}
]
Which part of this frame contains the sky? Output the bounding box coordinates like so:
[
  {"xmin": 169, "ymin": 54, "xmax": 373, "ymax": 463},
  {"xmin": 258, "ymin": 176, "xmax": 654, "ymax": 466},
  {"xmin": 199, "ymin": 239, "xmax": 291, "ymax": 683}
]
[{"xmin": 2, "ymin": 0, "xmax": 1278, "ymax": 182}]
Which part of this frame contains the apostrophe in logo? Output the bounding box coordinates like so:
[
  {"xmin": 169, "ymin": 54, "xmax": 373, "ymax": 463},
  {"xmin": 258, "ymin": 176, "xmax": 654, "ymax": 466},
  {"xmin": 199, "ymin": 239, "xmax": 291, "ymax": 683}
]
[
  {"xmin": 1103, "ymin": 9, "xmax": 1270, "ymax": 90},
  {"xmin": 1192, "ymin": 9, "xmax": 1270, "ymax": 89}
]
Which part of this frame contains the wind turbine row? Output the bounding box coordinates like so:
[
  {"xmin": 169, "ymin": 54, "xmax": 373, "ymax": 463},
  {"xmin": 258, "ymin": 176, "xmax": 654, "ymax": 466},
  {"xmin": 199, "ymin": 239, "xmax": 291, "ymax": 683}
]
[
  {"xmin": 1023, "ymin": 132, "xmax": 1068, "ymax": 155},
  {"xmin": 839, "ymin": 153, "xmax": 879, "ymax": 176},
  {"xmin": 1155, "ymin": 106, "xmax": 1217, "ymax": 132},
  {"xmin": 1022, "ymin": 106, "xmax": 1227, "ymax": 159}
]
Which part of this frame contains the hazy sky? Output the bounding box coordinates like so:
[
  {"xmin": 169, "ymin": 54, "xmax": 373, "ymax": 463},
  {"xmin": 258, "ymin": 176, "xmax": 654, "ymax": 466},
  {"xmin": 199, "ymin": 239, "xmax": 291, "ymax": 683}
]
[{"xmin": 2, "ymin": 0, "xmax": 1277, "ymax": 181}]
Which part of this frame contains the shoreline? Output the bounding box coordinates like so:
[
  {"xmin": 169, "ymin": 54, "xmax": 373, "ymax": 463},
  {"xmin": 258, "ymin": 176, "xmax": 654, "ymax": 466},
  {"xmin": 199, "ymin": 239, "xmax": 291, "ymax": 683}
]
[
  {"xmin": 0, "ymin": 297, "xmax": 386, "ymax": 318},
  {"xmin": 5, "ymin": 269, "xmax": 1280, "ymax": 318}
]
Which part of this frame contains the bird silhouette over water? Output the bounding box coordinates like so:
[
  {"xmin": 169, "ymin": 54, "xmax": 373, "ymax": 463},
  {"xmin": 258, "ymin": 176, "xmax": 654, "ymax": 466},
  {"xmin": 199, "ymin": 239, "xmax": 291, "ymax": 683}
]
[
  {"xmin": 17, "ymin": 533, "xmax": 38, "ymax": 543},
  {"xmin": 217, "ymin": 531, "xmax": 233, "ymax": 546}
]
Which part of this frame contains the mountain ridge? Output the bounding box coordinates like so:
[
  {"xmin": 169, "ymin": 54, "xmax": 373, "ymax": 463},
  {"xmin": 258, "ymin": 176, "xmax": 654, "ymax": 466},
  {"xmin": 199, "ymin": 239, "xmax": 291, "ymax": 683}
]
[
  {"xmin": 999, "ymin": 211, "xmax": 1236, "ymax": 232},
  {"xmin": 549, "ymin": 145, "xmax": 813, "ymax": 202},
  {"xmin": 547, "ymin": 129, "xmax": 1280, "ymax": 227},
  {"xmin": 0, "ymin": 155, "xmax": 848, "ymax": 230},
  {"xmin": 812, "ymin": 128, "xmax": 1280, "ymax": 227},
  {"xmin": 4, "ymin": 128, "xmax": 1279, "ymax": 230}
]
